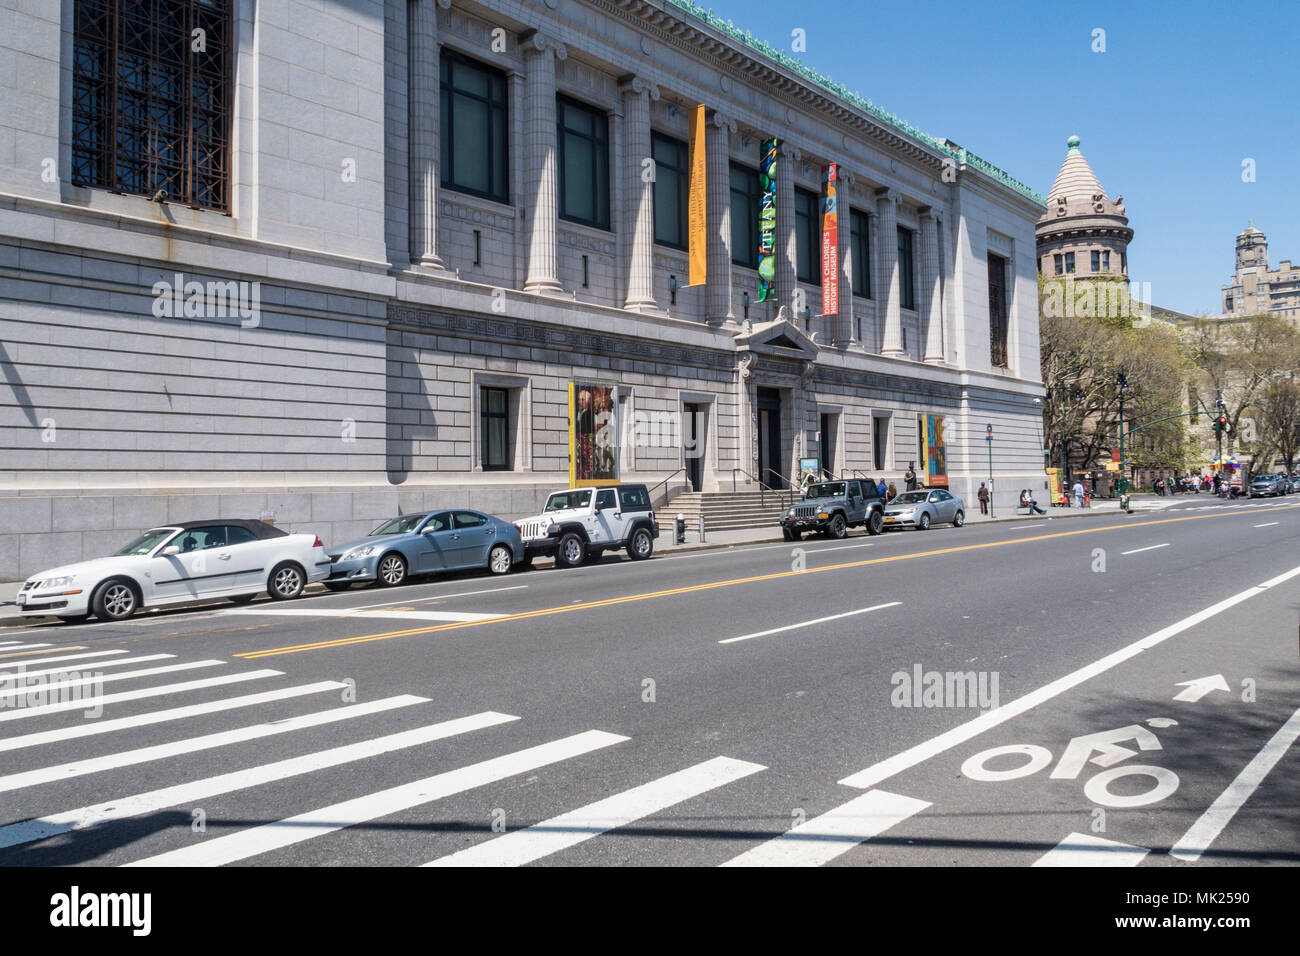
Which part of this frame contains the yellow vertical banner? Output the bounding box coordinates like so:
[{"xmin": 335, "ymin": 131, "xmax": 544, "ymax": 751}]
[
  {"xmin": 567, "ymin": 381, "xmax": 577, "ymax": 487},
  {"xmin": 687, "ymin": 104, "xmax": 707, "ymax": 287}
]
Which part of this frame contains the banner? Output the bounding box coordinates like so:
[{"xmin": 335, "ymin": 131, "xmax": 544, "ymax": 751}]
[
  {"xmin": 569, "ymin": 382, "xmax": 619, "ymax": 486},
  {"xmin": 821, "ymin": 163, "xmax": 838, "ymax": 315},
  {"xmin": 757, "ymin": 138, "xmax": 778, "ymax": 302},
  {"xmin": 920, "ymin": 414, "xmax": 949, "ymax": 487},
  {"xmin": 687, "ymin": 105, "xmax": 707, "ymax": 287}
]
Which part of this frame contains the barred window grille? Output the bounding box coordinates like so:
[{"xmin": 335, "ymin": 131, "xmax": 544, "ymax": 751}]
[
  {"xmin": 988, "ymin": 252, "xmax": 1009, "ymax": 368},
  {"xmin": 72, "ymin": 0, "xmax": 232, "ymax": 212}
]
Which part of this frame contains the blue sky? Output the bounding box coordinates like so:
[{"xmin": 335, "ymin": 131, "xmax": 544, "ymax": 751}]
[{"xmin": 695, "ymin": 0, "xmax": 1299, "ymax": 314}]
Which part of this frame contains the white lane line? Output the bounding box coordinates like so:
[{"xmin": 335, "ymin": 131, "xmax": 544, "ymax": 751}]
[
  {"xmin": 0, "ymin": 641, "xmax": 30, "ymax": 646},
  {"xmin": 721, "ymin": 789, "xmax": 930, "ymax": 867},
  {"xmin": 124, "ymin": 729, "xmax": 627, "ymax": 867},
  {"xmin": 720, "ymin": 602, "xmax": 901, "ymax": 644},
  {"xmin": 0, "ymin": 711, "xmax": 517, "ymax": 851},
  {"xmin": 353, "ymin": 585, "xmax": 529, "ymax": 611},
  {"xmin": 1170, "ymin": 704, "xmax": 1300, "ymax": 862},
  {"xmin": 0, "ymin": 659, "xmax": 223, "ymax": 705},
  {"xmin": 0, "ymin": 643, "xmax": 52, "ymax": 650},
  {"xmin": 0, "ymin": 649, "xmax": 129, "ymax": 670},
  {"xmin": 1121, "ymin": 543, "xmax": 1169, "ymax": 556},
  {"xmin": 0, "ymin": 653, "xmax": 175, "ymax": 682},
  {"xmin": 0, "ymin": 670, "xmax": 282, "ymax": 722},
  {"xmin": 425, "ymin": 756, "xmax": 765, "ymax": 868},
  {"xmin": 0, "ymin": 681, "xmax": 347, "ymax": 753},
  {"xmin": 223, "ymin": 607, "xmax": 503, "ymax": 622},
  {"xmin": 1033, "ymin": 832, "xmax": 1150, "ymax": 867},
  {"xmin": 838, "ymin": 564, "xmax": 1300, "ymax": 790},
  {"xmin": 0, "ymin": 695, "xmax": 429, "ymax": 793},
  {"xmin": 1254, "ymin": 522, "xmax": 1279, "ymax": 528}
]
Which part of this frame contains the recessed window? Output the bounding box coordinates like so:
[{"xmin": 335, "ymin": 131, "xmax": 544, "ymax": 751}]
[
  {"xmin": 988, "ymin": 252, "xmax": 1009, "ymax": 368},
  {"xmin": 1053, "ymin": 254, "xmax": 1064, "ymax": 276},
  {"xmin": 898, "ymin": 227, "xmax": 916, "ymax": 310},
  {"xmin": 730, "ymin": 163, "xmax": 760, "ymax": 268},
  {"xmin": 850, "ymin": 209, "xmax": 871, "ymax": 298},
  {"xmin": 440, "ymin": 50, "xmax": 509, "ymax": 203},
  {"xmin": 480, "ymin": 386, "xmax": 511, "ymax": 470},
  {"xmin": 1065, "ymin": 251, "xmax": 1076, "ymax": 273},
  {"xmin": 794, "ymin": 187, "xmax": 822, "ymax": 284},
  {"xmin": 71, "ymin": 0, "xmax": 233, "ymax": 211},
  {"xmin": 558, "ymin": 96, "xmax": 610, "ymax": 229},
  {"xmin": 652, "ymin": 132, "xmax": 687, "ymax": 249}
]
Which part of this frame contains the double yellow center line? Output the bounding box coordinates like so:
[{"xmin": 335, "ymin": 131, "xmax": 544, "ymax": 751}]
[{"xmin": 235, "ymin": 504, "xmax": 1297, "ymax": 659}]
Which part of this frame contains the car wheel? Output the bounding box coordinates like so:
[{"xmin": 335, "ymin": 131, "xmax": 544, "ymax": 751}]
[
  {"xmin": 555, "ymin": 532, "xmax": 587, "ymax": 568},
  {"xmin": 828, "ymin": 513, "xmax": 848, "ymax": 539},
  {"xmin": 91, "ymin": 577, "xmax": 139, "ymax": 622},
  {"xmin": 375, "ymin": 552, "xmax": 408, "ymax": 587},
  {"xmin": 228, "ymin": 594, "xmax": 256, "ymax": 605},
  {"xmin": 323, "ymin": 582, "xmax": 353, "ymax": 592},
  {"xmin": 918, "ymin": 512, "xmax": 931, "ymax": 531},
  {"xmin": 628, "ymin": 527, "xmax": 654, "ymax": 560},
  {"xmin": 268, "ymin": 561, "xmax": 306, "ymax": 600},
  {"xmin": 488, "ymin": 544, "xmax": 513, "ymax": 575},
  {"xmin": 952, "ymin": 510, "xmax": 965, "ymax": 528},
  {"xmin": 866, "ymin": 511, "xmax": 884, "ymax": 536}
]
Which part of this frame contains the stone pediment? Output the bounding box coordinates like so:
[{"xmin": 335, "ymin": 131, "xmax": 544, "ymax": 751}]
[{"xmin": 734, "ymin": 315, "xmax": 819, "ymax": 361}]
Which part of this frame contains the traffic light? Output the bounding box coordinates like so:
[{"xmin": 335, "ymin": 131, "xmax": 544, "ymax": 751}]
[{"xmin": 1213, "ymin": 415, "xmax": 1229, "ymax": 434}]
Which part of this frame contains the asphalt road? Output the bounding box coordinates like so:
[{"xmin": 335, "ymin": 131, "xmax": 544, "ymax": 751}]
[{"xmin": 1, "ymin": 496, "xmax": 1297, "ymax": 867}]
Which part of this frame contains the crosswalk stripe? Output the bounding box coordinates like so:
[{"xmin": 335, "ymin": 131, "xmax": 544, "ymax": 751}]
[
  {"xmin": 0, "ymin": 653, "xmax": 175, "ymax": 682},
  {"xmin": 124, "ymin": 729, "xmax": 628, "ymax": 867},
  {"xmin": 0, "ymin": 681, "xmax": 347, "ymax": 753},
  {"xmin": 720, "ymin": 789, "xmax": 930, "ymax": 867},
  {"xmin": 0, "ymin": 695, "xmax": 430, "ymax": 793},
  {"xmin": 0, "ymin": 711, "xmax": 517, "ymax": 850},
  {"xmin": 226, "ymin": 608, "xmax": 504, "ymax": 622},
  {"xmin": 0, "ymin": 650, "xmax": 130, "ymax": 670},
  {"xmin": 1033, "ymin": 832, "xmax": 1149, "ymax": 866},
  {"xmin": 425, "ymin": 755, "xmax": 764, "ymax": 867},
  {"xmin": 0, "ymin": 660, "xmax": 223, "ymax": 705},
  {"xmin": 0, "ymin": 670, "xmax": 282, "ymax": 722}
]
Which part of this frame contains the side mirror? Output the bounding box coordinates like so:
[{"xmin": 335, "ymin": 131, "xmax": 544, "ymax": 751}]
[{"xmin": 161, "ymin": 545, "xmax": 180, "ymax": 556}]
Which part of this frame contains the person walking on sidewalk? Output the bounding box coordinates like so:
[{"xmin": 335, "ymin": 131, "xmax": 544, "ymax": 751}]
[
  {"xmin": 1072, "ymin": 479, "xmax": 1085, "ymax": 509},
  {"xmin": 876, "ymin": 477, "xmax": 888, "ymax": 500},
  {"xmin": 977, "ymin": 482, "xmax": 989, "ymax": 515}
]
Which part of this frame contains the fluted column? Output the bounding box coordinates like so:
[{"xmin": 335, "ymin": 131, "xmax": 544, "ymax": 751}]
[
  {"xmin": 775, "ymin": 142, "xmax": 800, "ymax": 316},
  {"xmin": 877, "ymin": 190, "xmax": 904, "ymax": 357},
  {"xmin": 408, "ymin": 0, "xmax": 450, "ymax": 270},
  {"xmin": 705, "ymin": 111, "xmax": 737, "ymax": 326},
  {"xmin": 834, "ymin": 170, "xmax": 855, "ymax": 347},
  {"xmin": 921, "ymin": 209, "xmax": 945, "ymax": 363},
  {"xmin": 620, "ymin": 77, "xmax": 659, "ymax": 311},
  {"xmin": 522, "ymin": 32, "xmax": 566, "ymax": 294}
]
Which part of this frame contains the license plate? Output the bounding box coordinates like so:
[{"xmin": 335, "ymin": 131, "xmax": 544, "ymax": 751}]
[
  {"xmin": 885, "ymin": 518, "xmax": 895, "ymax": 523},
  {"xmin": 16, "ymin": 593, "xmax": 26, "ymax": 605}
]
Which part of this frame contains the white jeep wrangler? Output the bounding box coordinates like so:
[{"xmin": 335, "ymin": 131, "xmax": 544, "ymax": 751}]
[{"xmin": 515, "ymin": 484, "xmax": 659, "ymax": 568}]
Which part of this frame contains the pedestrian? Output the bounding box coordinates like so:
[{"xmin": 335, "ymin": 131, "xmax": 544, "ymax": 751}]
[
  {"xmin": 905, "ymin": 462, "xmax": 918, "ymax": 491},
  {"xmin": 1192, "ymin": 474, "xmax": 1201, "ymax": 494},
  {"xmin": 1072, "ymin": 478, "xmax": 1085, "ymax": 509},
  {"xmin": 1025, "ymin": 488, "xmax": 1047, "ymax": 516},
  {"xmin": 977, "ymin": 481, "xmax": 989, "ymax": 515},
  {"xmin": 876, "ymin": 477, "xmax": 888, "ymax": 500},
  {"xmin": 887, "ymin": 481, "xmax": 898, "ymax": 500},
  {"xmin": 1153, "ymin": 476, "xmax": 1163, "ymax": 496}
]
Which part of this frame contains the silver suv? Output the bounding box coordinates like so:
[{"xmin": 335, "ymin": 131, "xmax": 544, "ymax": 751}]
[{"xmin": 515, "ymin": 485, "xmax": 659, "ymax": 568}]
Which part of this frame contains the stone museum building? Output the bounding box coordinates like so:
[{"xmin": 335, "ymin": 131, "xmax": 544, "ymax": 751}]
[
  {"xmin": 1221, "ymin": 223, "xmax": 1300, "ymax": 320},
  {"xmin": 0, "ymin": 0, "xmax": 1048, "ymax": 577}
]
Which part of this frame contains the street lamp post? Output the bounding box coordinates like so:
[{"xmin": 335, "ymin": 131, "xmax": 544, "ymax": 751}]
[{"xmin": 1117, "ymin": 370, "xmax": 1130, "ymax": 505}]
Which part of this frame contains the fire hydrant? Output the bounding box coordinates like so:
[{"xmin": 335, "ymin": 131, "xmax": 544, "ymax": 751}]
[{"xmin": 674, "ymin": 513, "xmax": 686, "ymax": 545}]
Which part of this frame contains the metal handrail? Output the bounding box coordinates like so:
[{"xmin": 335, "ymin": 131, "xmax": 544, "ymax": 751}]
[
  {"xmin": 761, "ymin": 466, "xmax": 798, "ymax": 509},
  {"xmin": 648, "ymin": 467, "xmax": 687, "ymax": 511}
]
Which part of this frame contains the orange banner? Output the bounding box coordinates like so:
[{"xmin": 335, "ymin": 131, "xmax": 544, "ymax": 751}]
[
  {"xmin": 687, "ymin": 104, "xmax": 707, "ymax": 286},
  {"xmin": 821, "ymin": 164, "xmax": 838, "ymax": 315}
]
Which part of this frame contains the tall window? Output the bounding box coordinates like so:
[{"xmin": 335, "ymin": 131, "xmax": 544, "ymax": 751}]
[
  {"xmin": 480, "ymin": 387, "xmax": 511, "ymax": 470},
  {"xmin": 730, "ymin": 163, "xmax": 760, "ymax": 268},
  {"xmin": 1053, "ymin": 253, "xmax": 1064, "ymax": 275},
  {"xmin": 1064, "ymin": 251, "xmax": 1076, "ymax": 273},
  {"xmin": 440, "ymin": 50, "xmax": 508, "ymax": 203},
  {"xmin": 988, "ymin": 252, "xmax": 1009, "ymax": 368},
  {"xmin": 652, "ymin": 132, "xmax": 687, "ymax": 248},
  {"xmin": 1091, "ymin": 250, "xmax": 1100, "ymax": 273},
  {"xmin": 557, "ymin": 96, "xmax": 609, "ymax": 229},
  {"xmin": 72, "ymin": 0, "xmax": 232, "ymax": 211},
  {"xmin": 850, "ymin": 209, "xmax": 871, "ymax": 298},
  {"xmin": 898, "ymin": 227, "xmax": 916, "ymax": 310},
  {"xmin": 794, "ymin": 187, "xmax": 822, "ymax": 283}
]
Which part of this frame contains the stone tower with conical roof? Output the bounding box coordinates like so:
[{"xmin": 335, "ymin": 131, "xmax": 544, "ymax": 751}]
[{"xmin": 1035, "ymin": 135, "xmax": 1132, "ymax": 280}]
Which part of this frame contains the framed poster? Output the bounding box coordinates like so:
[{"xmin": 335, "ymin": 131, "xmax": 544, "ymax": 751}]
[
  {"xmin": 920, "ymin": 414, "xmax": 948, "ymax": 487},
  {"xmin": 569, "ymin": 382, "xmax": 619, "ymax": 486}
]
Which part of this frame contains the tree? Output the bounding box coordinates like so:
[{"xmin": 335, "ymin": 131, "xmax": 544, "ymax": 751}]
[{"xmin": 1254, "ymin": 378, "xmax": 1300, "ymax": 473}]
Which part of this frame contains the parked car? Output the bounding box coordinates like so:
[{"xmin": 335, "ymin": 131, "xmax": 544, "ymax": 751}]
[
  {"xmin": 325, "ymin": 510, "xmax": 524, "ymax": 589},
  {"xmin": 17, "ymin": 520, "xmax": 330, "ymax": 623},
  {"xmin": 1249, "ymin": 474, "xmax": 1289, "ymax": 497},
  {"xmin": 515, "ymin": 484, "xmax": 658, "ymax": 568},
  {"xmin": 882, "ymin": 489, "xmax": 966, "ymax": 530},
  {"xmin": 780, "ymin": 479, "xmax": 885, "ymax": 540}
]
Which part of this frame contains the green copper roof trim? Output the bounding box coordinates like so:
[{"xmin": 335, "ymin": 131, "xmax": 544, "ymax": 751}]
[{"xmin": 660, "ymin": 0, "xmax": 1046, "ymax": 205}]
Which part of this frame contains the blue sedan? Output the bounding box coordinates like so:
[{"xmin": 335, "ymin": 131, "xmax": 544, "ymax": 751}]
[{"xmin": 324, "ymin": 510, "xmax": 525, "ymax": 589}]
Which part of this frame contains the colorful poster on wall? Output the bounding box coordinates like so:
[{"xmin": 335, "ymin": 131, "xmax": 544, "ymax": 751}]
[
  {"xmin": 821, "ymin": 163, "xmax": 838, "ymax": 315},
  {"xmin": 569, "ymin": 382, "xmax": 619, "ymax": 486},
  {"xmin": 920, "ymin": 414, "xmax": 949, "ymax": 487},
  {"xmin": 687, "ymin": 105, "xmax": 707, "ymax": 287},
  {"xmin": 757, "ymin": 138, "xmax": 778, "ymax": 302}
]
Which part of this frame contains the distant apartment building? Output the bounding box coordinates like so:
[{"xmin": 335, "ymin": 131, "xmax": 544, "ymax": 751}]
[{"xmin": 1222, "ymin": 224, "xmax": 1300, "ymax": 319}]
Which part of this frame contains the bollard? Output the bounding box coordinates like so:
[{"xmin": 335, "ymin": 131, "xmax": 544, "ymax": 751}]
[{"xmin": 698, "ymin": 514, "xmax": 706, "ymax": 543}]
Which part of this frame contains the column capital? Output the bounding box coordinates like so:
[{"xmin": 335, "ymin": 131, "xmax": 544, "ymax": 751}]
[
  {"xmin": 618, "ymin": 75, "xmax": 660, "ymax": 100},
  {"xmin": 710, "ymin": 110, "xmax": 738, "ymax": 134},
  {"xmin": 779, "ymin": 141, "xmax": 801, "ymax": 161},
  {"xmin": 520, "ymin": 30, "xmax": 567, "ymax": 60}
]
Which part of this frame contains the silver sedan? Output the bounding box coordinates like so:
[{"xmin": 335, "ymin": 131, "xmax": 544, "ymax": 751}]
[{"xmin": 882, "ymin": 489, "xmax": 966, "ymax": 530}]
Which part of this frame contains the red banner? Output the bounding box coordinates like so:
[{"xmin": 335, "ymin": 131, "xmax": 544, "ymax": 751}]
[{"xmin": 821, "ymin": 164, "xmax": 838, "ymax": 316}]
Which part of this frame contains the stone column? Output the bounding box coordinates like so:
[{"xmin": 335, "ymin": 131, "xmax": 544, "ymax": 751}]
[
  {"xmin": 407, "ymin": 0, "xmax": 449, "ymax": 270},
  {"xmin": 921, "ymin": 209, "xmax": 945, "ymax": 363},
  {"xmin": 620, "ymin": 77, "xmax": 660, "ymax": 311},
  {"xmin": 834, "ymin": 170, "xmax": 855, "ymax": 347},
  {"xmin": 522, "ymin": 32, "xmax": 566, "ymax": 294},
  {"xmin": 706, "ymin": 111, "xmax": 737, "ymax": 326},
  {"xmin": 775, "ymin": 142, "xmax": 800, "ymax": 318},
  {"xmin": 877, "ymin": 189, "xmax": 904, "ymax": 357}
]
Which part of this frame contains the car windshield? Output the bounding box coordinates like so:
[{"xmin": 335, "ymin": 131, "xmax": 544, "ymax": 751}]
[
  {"xmin": 545, "ymin": 490, "xmax": 591, "ymax": 511},
  {"xmin": 891, "ymin": 492, "xmax": 928, "ymax": 504},
  {"xmin": 806, "ymin": 482, "xmax": 846, "ymax": 498},
  {"xmin": 114, "ymin": 528, "xmax": 177, "ymax": 556},
  {"xmin": 370, "ymin": 514, "xmax": 427, "ymax": 535}
]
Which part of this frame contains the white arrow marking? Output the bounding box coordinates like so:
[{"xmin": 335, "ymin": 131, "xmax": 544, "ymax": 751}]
[
  {"xmin": 1173, "ymin": 674, "xmax": 1230, "ymax": 703},
  {"xmin": 1050, "ymin": 724, "xmax": 1162, "ymax": 780}
]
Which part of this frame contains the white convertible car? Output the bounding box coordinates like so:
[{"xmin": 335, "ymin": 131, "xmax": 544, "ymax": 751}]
[{"xmin": 17, "ymin": 519, "xmax": 331, "ymax": 623}]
